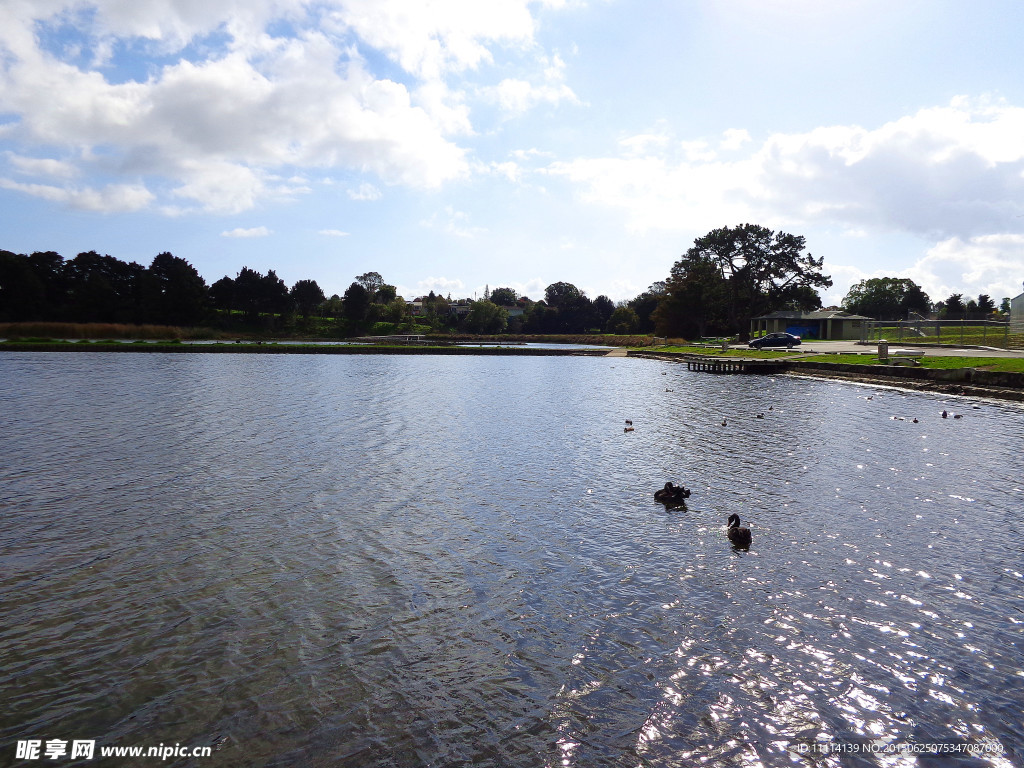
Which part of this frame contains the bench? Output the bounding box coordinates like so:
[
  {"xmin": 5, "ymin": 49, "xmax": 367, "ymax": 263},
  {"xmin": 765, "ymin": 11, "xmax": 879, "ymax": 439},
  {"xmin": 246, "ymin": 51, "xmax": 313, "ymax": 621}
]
[{"xmin": 884, "ymin": 349, "xmax": 925, "ymax": 366}]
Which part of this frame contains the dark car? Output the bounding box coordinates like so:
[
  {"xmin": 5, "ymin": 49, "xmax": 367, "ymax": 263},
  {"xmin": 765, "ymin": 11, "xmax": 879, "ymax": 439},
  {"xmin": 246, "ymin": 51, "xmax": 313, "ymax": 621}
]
[{"xmin": 748, "ymin": 332, "xmax": 801, "ymax": 349}]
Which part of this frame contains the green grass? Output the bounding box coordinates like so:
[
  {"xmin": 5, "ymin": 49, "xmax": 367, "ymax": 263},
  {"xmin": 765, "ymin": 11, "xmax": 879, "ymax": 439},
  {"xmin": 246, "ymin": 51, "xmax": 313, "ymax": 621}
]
[{"xmin": 794, "ymin": 353, "xmax": 1024, "ymax": 373}]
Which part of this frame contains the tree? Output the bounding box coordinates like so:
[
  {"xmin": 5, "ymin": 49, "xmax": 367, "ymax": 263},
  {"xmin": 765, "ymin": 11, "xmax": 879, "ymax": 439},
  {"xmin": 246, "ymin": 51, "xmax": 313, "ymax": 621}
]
[
  {"xmin": 999, "ymin": 297, "xmax": 1011, "ymax": 314},
  {"xmin": 209, "ymin": 276, "xmax": 236, "ymax": 311},
  {"xmin": 671, "ymin": 224, "xmax": 831, "ymax": 338},
  {"xmin": 375, "ymin": 284, "xmax": 397, "ymax": 304},
  {"xmin": 976, "ymin": 294, "xmax": 995, "ymax": 316},
  {"xmin": 627, "ymin": 282, "xmax": 666, "ymax": 333},
  {"xmin": 652, "ymin": 252, "xmax": 727, "ymax": 339},
  {"xmin": 342, "ymin": 281, "xmax": 372, "ymax": 326},
  {"xmin": 593, "ymin": 295, "xmax": 615, "ymax": 331},
  {"xmin": 356, "ymin": 271, "xmax": 384, "ymax": 295},
  {"xmin": 607, "ymin": 306, "xmax": 640, "ymax": 334},
  {"xmin": 943, "ymin": 293, "xmax": 965, "ymax": 319},
  {"xmin": 464, "ymin": 300, "xmax": 508, "ymax": 334},
  {"xmin": 149, "ymin": 252, "xmax": 208, "ymax": 326},
  {"xmin": 65, "ymin": 251, "xmax": 147, "ymax": 323},
  {"xmin": 841, "ymin": 277, "xmax": 931, "ymax": 320},
  {"xmin": 0, "ymin": 251, "xmax": 46, "ymax": 321},
  {"xmin": 290, "ymin": 279, "xmax": 325, "ymax": 318},
  {"xmin": 489, "ymin": 287, "xmax": 518, "ymax": 306},
  {"xmin": 544, "ymin": 281, "xmax": 583, "ymax": 307},
  {"xmin": 541, "ymin": 282, "xmax": 595, "ymax": 332}
]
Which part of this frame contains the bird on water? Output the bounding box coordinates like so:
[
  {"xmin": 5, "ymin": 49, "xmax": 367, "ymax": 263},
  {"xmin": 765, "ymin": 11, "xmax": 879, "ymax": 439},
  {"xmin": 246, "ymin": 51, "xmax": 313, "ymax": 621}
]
[{"xmin": 727, "ymin": 514, "xmax": 751, "ymax": 548}]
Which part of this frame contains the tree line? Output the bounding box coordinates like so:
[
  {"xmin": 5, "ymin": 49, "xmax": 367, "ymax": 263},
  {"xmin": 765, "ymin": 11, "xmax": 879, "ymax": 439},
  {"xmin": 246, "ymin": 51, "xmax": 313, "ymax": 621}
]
[
  {"xmin": 839, "ymin": 277, "xmax": 1009, "ymax": 321},
  {"xmin": 2, "ymin": 225, "xmax": 1008, "ymax": 339}
]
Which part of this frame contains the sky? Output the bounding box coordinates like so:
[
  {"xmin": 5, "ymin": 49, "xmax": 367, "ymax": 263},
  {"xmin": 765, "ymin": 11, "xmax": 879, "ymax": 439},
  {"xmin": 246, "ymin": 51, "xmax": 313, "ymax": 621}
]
[{"xmin": 3, "ymin": 0, "xmax": 1024, "ymax": 308}]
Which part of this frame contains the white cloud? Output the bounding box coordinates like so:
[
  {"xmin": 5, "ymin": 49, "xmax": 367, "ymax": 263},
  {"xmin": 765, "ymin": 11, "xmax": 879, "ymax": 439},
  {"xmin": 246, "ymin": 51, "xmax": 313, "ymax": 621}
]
[
  {"xmin": 0, "ymin": 0, "xmax": 567, "ymax": 213},
  {"xmin": 6, "ymin": 152, "xmax": 79, "ymax": 179},
  {"xmin": 420, "ymin": 205, "xmax": 486, "ymax": 237},
  {"xmin": 404, "ymin": 276, "xmax": 466, "ymax": 298},
  {"xmin": 348, "ymin": 183, "xmax": 382, "ymax": 201},
  {"xmin": 546, "ymin": 98, "xmax": 1024, "ymax": 240},
  {"xmin": 906, "ymin": 235, "xmax": 1024, "ymax": 303},
  {"xmin": 319, "ymin": 228, "xmax": 350, "ymax": 236},
  {"xmin": 0, "ymin": 177, "xmax": 152, "ymax": 211},
  {"xmin": 221, "ymin": 226, "xmax": 271, "ymax": 237}
]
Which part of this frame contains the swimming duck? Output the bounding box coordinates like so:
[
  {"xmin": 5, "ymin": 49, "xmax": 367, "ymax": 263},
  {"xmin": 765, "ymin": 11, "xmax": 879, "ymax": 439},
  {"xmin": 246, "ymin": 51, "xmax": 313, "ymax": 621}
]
[
  {"xmin": 624, "ymin": 426, "xmax": 634, "ymax": 432},
  {"xmin": 654, "ymin": 482, "xmax": 691, "ymax": 504},
  {"xmin": 942, "ymin": 410, "xmax": 948, "ymax": 418},
  {"xmin": 727, "ymin": 514, "xmax": 751, "ymax": 548},
  {"xmin": 625, "ymin": 419, "xmax": 633, "ymax": 425}
]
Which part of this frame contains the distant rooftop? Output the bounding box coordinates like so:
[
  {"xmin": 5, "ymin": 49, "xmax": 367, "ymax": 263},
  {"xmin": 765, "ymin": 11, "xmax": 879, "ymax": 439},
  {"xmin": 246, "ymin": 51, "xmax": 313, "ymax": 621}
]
[{"xmin": 751, "ymin": 310, "xmax": 873, "ymax": 321}]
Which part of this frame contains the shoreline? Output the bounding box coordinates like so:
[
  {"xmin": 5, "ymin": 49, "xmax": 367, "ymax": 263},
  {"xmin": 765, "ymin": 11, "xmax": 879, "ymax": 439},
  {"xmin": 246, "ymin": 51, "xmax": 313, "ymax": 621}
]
[
  {"xmin": 0, "ymin": 342, "xmax": 609, "ymax": 357},
  {"xmin": 6, "ymin": 342, "xmax": 1024, "ymax": 402}
]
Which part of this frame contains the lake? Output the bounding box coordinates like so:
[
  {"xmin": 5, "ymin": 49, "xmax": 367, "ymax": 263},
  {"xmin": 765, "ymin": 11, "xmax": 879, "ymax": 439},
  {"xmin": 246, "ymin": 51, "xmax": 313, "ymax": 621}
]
[{"xmin": 1, "ymin": 352, "xmax": 1022, "ymax": 767}]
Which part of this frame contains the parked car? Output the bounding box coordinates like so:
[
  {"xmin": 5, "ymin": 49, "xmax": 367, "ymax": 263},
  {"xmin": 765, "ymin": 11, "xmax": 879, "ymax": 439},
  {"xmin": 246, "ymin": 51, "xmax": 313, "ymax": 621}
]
[{"xmin": 748, "ymin": 332, "xmax": 801, "ymax": 349}]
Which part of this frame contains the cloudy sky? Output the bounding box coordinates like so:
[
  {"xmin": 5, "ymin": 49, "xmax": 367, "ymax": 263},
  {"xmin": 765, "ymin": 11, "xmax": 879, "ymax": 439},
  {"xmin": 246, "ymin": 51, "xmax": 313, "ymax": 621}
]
[{"xmin": 3, "ymin": 0, "xmax": 1024, "ymax": 306}]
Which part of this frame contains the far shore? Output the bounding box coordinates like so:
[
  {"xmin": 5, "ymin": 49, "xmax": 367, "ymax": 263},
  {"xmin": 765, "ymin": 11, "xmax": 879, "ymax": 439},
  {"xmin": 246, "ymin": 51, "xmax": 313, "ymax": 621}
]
[{"xmin": 4, "ymin": 338, "xmax": 1024, "ymax": 402}]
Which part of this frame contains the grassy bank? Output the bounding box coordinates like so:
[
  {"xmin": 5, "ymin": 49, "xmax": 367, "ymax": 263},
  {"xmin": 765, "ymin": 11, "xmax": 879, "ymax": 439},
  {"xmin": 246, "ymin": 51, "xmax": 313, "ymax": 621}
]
[{"xmin": 0, "ymin": 340, "xmax": 608, "ymax": 356}]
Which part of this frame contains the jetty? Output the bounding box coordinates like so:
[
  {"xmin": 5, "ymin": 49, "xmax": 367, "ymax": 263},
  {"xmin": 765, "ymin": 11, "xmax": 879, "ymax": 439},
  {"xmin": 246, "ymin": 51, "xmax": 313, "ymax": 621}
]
[{"xmin": 685, "ymin": 356, "xmax": 788, "ymax": 374}]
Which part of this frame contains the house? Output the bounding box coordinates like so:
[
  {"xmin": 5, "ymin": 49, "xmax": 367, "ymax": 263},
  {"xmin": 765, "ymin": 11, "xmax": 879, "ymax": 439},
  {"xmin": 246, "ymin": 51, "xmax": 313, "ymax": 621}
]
[
  {"xmin": 1011, "ymin": 284, "xmax": 1024, "ymax": 329},
  {"xmin": 750, "ymin": 310, "xmax": 873, "ymax": 340}
]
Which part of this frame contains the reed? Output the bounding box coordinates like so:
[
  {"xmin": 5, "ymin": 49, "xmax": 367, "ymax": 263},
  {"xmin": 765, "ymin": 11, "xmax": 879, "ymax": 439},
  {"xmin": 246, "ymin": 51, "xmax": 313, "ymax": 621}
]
[{"xmin": 0, "ymin": 322, "xmax": 221, "ymax": 340}]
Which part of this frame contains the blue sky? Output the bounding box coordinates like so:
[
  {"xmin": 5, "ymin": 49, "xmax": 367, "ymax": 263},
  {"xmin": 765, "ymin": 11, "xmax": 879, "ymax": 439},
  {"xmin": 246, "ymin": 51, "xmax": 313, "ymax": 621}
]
[{"xmin": 3, "ymin": 0, "xmax": 1024, "ymax": 306}]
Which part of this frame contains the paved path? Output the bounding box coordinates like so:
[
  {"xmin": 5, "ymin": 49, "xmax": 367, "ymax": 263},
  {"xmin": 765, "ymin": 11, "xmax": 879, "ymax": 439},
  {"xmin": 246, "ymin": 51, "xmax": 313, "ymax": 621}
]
[{"xmin": 732, "ymin": 341, "xmax": 1024, "ymax": 358}]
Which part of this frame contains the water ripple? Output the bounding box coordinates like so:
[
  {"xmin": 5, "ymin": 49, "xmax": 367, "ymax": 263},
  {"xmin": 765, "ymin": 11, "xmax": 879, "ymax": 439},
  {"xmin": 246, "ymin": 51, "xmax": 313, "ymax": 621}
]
[{"xmin": 1, "ymin": 352, "xmax": 1022, "ymax": 766}]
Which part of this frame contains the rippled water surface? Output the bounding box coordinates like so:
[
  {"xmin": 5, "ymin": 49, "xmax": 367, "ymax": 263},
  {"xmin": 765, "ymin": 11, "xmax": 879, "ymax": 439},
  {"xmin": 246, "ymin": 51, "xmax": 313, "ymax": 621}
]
[{"xmin": 2, "ymin": 352, "xmax": 1023, "ymax": 767}]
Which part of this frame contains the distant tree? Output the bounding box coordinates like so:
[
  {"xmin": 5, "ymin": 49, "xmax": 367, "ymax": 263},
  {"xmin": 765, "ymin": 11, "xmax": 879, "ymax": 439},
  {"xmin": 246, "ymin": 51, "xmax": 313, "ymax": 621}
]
[
  {"xmin": 943, "ymin": 293, "xmax": 966, "ymax": 319},
  {"xmin": 976, "ymin": 294, "xmax": 995, "ymax": 316},
  {"xmin": 375, "ymin": 284, "xmax": 397, "ymax": 304},
  {"xmin": 0, "ymin": 251, "xmax": 46, "ymax": 321},
  {"xmin": 965, "ymin": 299, "xmax": 979, "ymax": 318},
  {"xmin": 607, "ymin": 306, "xmax": 640, "ymax": 334},
  {"xmin": 489, "ymin": 287, "xmax": 518, "ymax": 306},
  {"xmin": 65, "ymin": 251, "xmax": 146, "ymax": 323},
  {"xmin": 841, "ymin": 277, "xmax": 930, "ymax": 320},
  {"xmin": 593, "ymin": 295, "xmax": 615, "ymax": 330},
  {"xmin": 209, "ymin": 276, "xmax": 236, "ymax": 311},
  {"xmin": 541, "ymin": 282, "xmax": 595, "ymax": 332},
  {"xmin": 290, "ymin": 279, "xmax": 326, "ymax": 318},
  {"xmin": 544, "ymin": 281, "xmax": 583, "ymax": 307},
  {"xmin": 356, "ymin": 271, "xmax": 384, "ymax": 295},
  {"xmin": 324, "ymin": 294, "xmax": 344, "ymax": 318},
  {"xmin": 999, "ymin": 297, "xmax": 1011, "ymax": 314},
  {"xmin": 627, "ymin": 282, "xmax": 666, "ymax": 333},
  {"xmin": 464, "ymin": 300, "xmax": 508, "ymax": 334},
  {"xmin": 234, "ymin": 267, "xmax": 265, "ymax": 320},
  {"xmin": 342, "ymin": 281, "xmax": 371, "ymax": 326},
  {"xmin": 148, "ymin": 252, "xmax": 208, "ymax": 326},
  {"xmin": 260, "ymin": 270, "xmax": 289, "ymax": 315}
]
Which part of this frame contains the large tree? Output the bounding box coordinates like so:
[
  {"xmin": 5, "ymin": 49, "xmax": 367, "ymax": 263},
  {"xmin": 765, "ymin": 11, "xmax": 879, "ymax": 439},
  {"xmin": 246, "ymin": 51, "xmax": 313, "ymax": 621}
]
[
  {"xmin": 652, "ymin": 226, "xmax": 829, "ymax": 339},
  {"xmin": 841, "ymin": 277, "xmax": 930, "ymax": 320},
  {"xmin": 670, "ymin": 224, "xmax": 830, "ymax": 338}
]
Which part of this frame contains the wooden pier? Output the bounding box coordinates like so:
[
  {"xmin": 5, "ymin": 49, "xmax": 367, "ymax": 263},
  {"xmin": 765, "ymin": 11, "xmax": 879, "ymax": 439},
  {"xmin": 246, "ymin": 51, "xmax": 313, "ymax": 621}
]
[{"xmin": 686, "ymin": 356, "xmax": 789, "ymax": 374}]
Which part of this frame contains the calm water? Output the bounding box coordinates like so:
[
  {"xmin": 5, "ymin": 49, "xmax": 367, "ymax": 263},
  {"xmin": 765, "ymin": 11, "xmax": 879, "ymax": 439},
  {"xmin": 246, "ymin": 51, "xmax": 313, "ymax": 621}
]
[{"xmin": 1, "ymin": 352, "xmax": 1022, "ymax": 767}]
